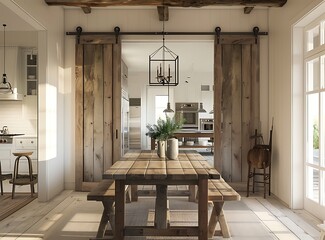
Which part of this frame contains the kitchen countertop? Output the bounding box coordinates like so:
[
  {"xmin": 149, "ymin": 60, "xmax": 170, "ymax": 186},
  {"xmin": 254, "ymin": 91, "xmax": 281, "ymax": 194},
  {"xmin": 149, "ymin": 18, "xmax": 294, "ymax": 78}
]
[
  {"xmin": 173, "ymin": 130, "xmax": 214, "ymax": 138},
  {"xmin": 175, "ymin": 130, "xmax": 214, "ymax": 134},
  {"xmin": 0, "ymin": 134, "xmax": 25, "ymax": 137}
]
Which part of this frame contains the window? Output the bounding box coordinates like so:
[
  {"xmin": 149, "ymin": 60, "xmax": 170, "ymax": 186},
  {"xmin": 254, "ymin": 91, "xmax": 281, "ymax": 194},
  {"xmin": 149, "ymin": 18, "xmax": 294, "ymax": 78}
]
[{"xmin": 305, "ymin": 20, "xmax": 325, "ymax": 207}]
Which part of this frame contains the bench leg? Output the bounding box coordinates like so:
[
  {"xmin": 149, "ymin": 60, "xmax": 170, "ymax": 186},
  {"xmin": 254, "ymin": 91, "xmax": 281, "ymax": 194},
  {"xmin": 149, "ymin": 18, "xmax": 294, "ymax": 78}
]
[
  {"xmin": 97, "ymin": 200, "xmax": 114, "ymax": 238},
  {"xmin": 208, "ymin": 201, "xmax": 230, "ymax": 238},
  {"xmin": 125, "ymin": 185, "xmax": 132, "ymax": 203},
  {"xmin": 321, "ymin": 231, "xmax": 325, "ymax": 240},
  {"xmin": 247, "ymin": 164, "xmax": 251, "ymax": 197},
  {"xmin": 131, "ymin": 185, "xmax": 138, "ymax": 202},
  {"xmin": 0, "ymin": 180, "xmax": 3, "ymax": 195},
  {"xmin": 189, "ymin": 185, "xmax": 196, "ymax": 202},
  {"xmin": 318, "ymin": 224, "xmax": 325, "ymax": 240}
]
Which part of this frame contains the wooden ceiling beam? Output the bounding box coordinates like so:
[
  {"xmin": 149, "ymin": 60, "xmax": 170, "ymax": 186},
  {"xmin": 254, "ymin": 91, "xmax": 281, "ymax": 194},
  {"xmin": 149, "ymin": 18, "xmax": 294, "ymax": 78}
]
[{"xmin": 44, "ymin": 0, "xmax": 287, "ymax": 8}]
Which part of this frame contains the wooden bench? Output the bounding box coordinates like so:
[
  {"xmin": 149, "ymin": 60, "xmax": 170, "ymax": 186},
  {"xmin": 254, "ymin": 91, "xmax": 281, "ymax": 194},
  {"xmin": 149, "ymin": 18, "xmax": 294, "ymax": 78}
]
[
  {"xmin": 87, "ymin": 180, "xmax": 131, "ymax": 239},
  {"xmin": 318, "ymin": 223, "xmax": 325, "ymax": 240},
  {"xmin": 207, "ymin": 178, "xmax": 241, "ymax": 238}
]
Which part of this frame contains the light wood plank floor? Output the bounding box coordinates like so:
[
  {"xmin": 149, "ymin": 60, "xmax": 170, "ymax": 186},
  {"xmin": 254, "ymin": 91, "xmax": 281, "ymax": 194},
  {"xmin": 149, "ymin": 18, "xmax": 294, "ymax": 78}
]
[{"xmin": 0, "ymin": 189, "xmax": 322, "ymax": 240}]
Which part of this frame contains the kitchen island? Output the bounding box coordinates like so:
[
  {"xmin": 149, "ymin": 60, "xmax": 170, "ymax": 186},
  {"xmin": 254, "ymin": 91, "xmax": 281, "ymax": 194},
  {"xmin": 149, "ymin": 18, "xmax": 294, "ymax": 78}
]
[{"xmin": 150, "ymin": 130, "xmax": 214, "ymax": 150}]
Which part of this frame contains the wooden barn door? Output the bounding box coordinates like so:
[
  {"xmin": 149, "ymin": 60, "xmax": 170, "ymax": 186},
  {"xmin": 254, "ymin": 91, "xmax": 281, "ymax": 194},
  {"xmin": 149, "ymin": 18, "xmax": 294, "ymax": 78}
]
[
  {"xmin": 75, "ymin": 36, "xmax": 121, "ymax": 191},
  {"xmin": 214, "ymin": 35, "xmax": 260, "ymax": 182}
]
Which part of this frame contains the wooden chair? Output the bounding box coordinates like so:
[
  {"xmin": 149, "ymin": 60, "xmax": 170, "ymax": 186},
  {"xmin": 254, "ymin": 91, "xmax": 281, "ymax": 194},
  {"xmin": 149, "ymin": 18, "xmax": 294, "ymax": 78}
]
[
  {"xmin": 0, "ymin": 161, "xmax": 12, "ymax": 195},
  {"xmin": 247, "ymin": 126, "xmax": 273, "ymax": 198}
]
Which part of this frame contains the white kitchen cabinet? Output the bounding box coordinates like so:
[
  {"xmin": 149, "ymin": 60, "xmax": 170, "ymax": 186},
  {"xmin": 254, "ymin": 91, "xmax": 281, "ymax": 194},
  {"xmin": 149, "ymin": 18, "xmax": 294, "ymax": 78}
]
[
  {"xmin": 0, "ymin": 147, "xmax": 12, "ymax": 174},
  {"xmin": 13, "ymin": 137, "xmax": 37, "ymax": 174},
  {"xmin": 23, "ymin": 49, "xmax": 38, "ymax": 96}
]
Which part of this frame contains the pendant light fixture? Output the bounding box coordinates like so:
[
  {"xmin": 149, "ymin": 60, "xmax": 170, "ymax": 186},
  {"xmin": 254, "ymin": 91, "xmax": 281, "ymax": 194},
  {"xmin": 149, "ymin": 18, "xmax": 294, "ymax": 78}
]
[
  {"xmin": 197, "ymin": 85, "xmax": 206, "ymax": 113},
  {"xmin": 149, "ymin": 4, "xmax": 179, "ymax": 87},
  {"xmin": 163, "ymin": 83, "xmax": 174, "ymax": 113},
  {"xmin": 149, "ymin": 1, "xmax": 178, "ymax": 114},
  {"xmin": 0, "ymin": 24, "xmax": 13, "ymax": 94},
  {"xmin": 198, "ymin": 102, "xmax": 207, "ymax": 113}
]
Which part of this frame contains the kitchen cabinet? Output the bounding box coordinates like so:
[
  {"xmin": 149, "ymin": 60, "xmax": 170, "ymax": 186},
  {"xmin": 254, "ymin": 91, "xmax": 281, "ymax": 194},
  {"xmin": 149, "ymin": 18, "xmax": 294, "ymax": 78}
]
[
  {"xmin": 0, "ymin": 147, "xmax": 12, "ymax": 174},
  {"xmin": 0, "ymin": 137, "xmax": 37, "ymax": 174},
  {"xmin": 23, "ymin": 49, "xmax": 38, "ymax": 96},
  {"xmin": 14, "ymin": 137, "xmax": 37, "ymax": 174}
]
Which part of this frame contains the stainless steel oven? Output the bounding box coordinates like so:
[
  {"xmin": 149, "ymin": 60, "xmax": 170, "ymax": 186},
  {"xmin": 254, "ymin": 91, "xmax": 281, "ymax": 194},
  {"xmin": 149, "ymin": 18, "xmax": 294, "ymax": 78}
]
[
  {"xmin": 200, "ymin": 118, "xmax": 214, "ymax": 131},
  {"xmin": 175, "ymin": 102, "xmax": 198, "ymax": 129}
]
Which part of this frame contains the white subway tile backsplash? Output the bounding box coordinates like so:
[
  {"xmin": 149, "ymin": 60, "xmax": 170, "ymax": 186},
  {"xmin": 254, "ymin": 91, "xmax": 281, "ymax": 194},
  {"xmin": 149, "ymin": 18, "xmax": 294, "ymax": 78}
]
[{"xmin": 0, "ymin": 100, "xmax": 37, "ymax": 135}]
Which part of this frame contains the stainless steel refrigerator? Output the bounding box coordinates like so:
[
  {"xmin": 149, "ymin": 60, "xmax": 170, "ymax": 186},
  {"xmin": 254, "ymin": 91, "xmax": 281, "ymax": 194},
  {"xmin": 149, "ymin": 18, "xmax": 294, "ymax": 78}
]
[{"xmin": 121, "ymin": 92, "xmax": 129, "ymax": 156}]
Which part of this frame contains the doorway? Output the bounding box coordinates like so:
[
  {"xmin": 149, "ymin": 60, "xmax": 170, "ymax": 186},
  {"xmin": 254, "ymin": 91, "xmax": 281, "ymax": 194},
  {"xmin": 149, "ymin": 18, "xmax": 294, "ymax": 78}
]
[{"xmin": 122, "ymin": 40, "xmax": 215, "ymax": 150}]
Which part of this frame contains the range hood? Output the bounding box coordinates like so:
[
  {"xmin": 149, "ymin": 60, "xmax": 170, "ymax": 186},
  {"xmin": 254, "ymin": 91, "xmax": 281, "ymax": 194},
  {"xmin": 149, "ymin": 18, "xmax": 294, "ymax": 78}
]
[
  {"xmin": 0, "ymin": 92, "xmax": 23, "ymax": 101},
  {"xmin": 0, "ymin": 47, "xmax": 23, "ymax": 101}
]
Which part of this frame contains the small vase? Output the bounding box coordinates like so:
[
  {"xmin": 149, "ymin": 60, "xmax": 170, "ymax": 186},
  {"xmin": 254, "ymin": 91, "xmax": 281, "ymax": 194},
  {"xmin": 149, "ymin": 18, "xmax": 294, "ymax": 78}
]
[
  {"xmin": 166, "ymin": 138, "xmax": 178, "ymax": 160},
  {"xmin": 157, "ymin": 140, "xmax": 166, "ymax": 158}
]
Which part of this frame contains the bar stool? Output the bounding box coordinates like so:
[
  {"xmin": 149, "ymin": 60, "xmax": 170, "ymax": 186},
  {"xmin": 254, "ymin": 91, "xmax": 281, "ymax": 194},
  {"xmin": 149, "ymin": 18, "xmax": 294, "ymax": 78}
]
[
  {"xmin": 9, "ymin": 152, "xmax": 37, "ymax": 199},
  {"xmin": 0, "ymin": 161, "xmax": 12, "ymax": 195}
]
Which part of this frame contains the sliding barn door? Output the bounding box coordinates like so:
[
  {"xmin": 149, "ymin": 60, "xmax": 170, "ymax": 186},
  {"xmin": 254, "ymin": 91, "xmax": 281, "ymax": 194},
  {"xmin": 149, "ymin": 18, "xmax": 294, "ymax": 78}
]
[
  {"xmin": 214, "ymin": 36, "xmax": 260, "ymax": 182},
  {"xmin": 75, "ymin": 36, "xmax": 121, "ymax": 191}
]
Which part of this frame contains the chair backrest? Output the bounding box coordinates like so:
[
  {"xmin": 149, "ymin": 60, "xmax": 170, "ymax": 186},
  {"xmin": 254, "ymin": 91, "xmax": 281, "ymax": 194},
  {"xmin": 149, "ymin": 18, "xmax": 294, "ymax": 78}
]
[
  {"xmin": 248, "ymin": 124, "xmax": 273, "ymax": 169},
  {"xmin": 268, "ymin": 126, "xmax": 273, "ymax": 152},
  {"xmin": 247, "ymin": 147, "xmax": 271, "ymax": 169}
]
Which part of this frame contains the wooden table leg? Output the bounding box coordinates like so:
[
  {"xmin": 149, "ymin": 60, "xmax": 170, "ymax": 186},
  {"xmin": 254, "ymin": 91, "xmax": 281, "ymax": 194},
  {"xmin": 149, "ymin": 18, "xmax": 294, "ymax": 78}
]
[
  {"xmin": 155, "ymin": 185, "xmax": 168, "ymax": 229},
  {"xmin": 198, "ymin": 178, "xmax": 208, "ymax": 240},
  {"xmin": 115, "ymin": 180, "xmax": 125, "ymax": 240}
]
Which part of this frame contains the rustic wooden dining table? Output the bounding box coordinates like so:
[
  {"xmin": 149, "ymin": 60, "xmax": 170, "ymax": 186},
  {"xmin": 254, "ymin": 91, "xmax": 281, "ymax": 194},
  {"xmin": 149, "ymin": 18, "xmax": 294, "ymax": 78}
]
[{"xmin": 103, "ymin": 150, "xmax": 220, "ymax": 240}]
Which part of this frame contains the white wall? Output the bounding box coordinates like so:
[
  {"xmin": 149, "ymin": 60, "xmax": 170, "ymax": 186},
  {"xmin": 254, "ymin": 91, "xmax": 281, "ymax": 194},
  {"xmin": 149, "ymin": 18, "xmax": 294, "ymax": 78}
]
[
  {"xmin": 268, "ymin": 0, "xmax": 324, "ymax": 210},
  {"xmin": 10, "ymin": 0, "xmax": 65, "ymax": 201}
]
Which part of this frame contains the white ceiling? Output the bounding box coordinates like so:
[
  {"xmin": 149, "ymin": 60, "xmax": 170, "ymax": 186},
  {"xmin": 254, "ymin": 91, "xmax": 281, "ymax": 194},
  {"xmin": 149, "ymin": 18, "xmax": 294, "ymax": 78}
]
[
  {"xmin": 122, "ymin": 41, "xmax": 214, "ymax": 75},
  {"xmin": 0, "ymin": 3, "xmax": 214, "ymax": 75},
  {"xmin": 0, "ymin": 2, "xmax": 35, "ymax": 31}
]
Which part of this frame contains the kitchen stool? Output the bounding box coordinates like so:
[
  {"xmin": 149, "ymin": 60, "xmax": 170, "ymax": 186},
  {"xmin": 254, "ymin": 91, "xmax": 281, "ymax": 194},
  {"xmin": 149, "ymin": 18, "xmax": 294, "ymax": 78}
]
[
  {"xmin": 0, "ymin": 161, "xmax": 12, "ymax": 195},
  {"xmin": 9, "ymin": 152, "xmax": 37, "ymax": 199}
]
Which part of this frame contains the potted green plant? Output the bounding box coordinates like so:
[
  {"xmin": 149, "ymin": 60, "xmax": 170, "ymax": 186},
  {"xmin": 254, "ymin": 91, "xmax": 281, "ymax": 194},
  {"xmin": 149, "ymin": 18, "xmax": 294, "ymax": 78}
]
[{"xmin": 146, "ymin": 116, "xmax": 183, "ymax": 158}]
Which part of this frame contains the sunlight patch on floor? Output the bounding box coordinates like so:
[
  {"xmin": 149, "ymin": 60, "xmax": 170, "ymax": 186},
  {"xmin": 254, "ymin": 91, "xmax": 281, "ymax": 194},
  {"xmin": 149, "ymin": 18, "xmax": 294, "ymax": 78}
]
[
  {"xmin": 38, "ymin": 213, "xmax": 63, "ymax": 231},
  {"xmin": 61, "ymin": 213, "xmax": 101, "ymax": 232}
]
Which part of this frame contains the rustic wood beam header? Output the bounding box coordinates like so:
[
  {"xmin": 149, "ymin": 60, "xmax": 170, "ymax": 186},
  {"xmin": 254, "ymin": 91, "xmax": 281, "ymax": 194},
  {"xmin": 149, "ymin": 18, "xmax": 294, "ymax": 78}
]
[
  {"xmin": 44, "ymin": 0, "xmax": 287, "ymax": 8},
  {"xmin": 244, "ymin": 6, "xmax": 254, "ymax": 14},
  {"xmin": 81, "ymin": 6, "xmax": 91, "ymax": 13}
]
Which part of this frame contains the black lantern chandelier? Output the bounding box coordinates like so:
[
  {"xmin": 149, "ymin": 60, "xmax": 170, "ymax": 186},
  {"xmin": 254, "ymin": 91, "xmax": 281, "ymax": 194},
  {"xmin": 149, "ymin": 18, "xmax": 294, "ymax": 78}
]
[
  {"xmin": 0, "ymin": 24, "xmax": 13, "ymax": 94},
  {"xmin": 149, "ymin": 19, "xmax": 179, "ymax": 86}
]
